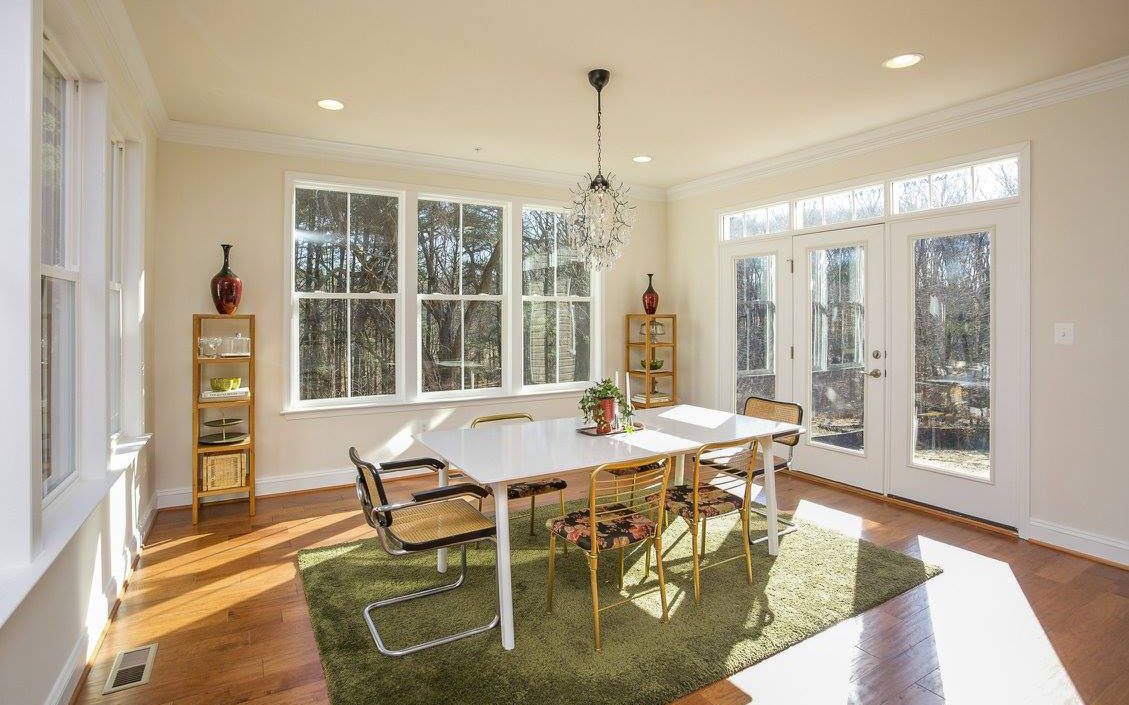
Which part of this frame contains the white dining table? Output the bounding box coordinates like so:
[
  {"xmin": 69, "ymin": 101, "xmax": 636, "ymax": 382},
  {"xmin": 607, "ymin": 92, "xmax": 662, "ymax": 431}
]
[{"xmin": 415, "ymin": 403, "xmax": 805, "ymax": 651}]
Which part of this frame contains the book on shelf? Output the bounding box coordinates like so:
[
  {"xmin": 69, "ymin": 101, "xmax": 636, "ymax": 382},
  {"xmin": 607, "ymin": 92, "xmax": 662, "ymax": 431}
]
[
  {"xmin": 200, "ymin": 387, "xmax": 251, "ymax": 401},
  {"xmin": 632, "ymin": 392, "xmax": 671, "ymax": 404}
]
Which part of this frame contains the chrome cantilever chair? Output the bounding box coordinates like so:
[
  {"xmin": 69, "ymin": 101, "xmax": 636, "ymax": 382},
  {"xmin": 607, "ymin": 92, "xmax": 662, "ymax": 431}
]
[
  {"xmin": 349, "ymin": 448, "xmax": 499, "ymax": 657},
  {"xmin": 699, "ymin": 395, "xmax": 803, "ymax": 543}
]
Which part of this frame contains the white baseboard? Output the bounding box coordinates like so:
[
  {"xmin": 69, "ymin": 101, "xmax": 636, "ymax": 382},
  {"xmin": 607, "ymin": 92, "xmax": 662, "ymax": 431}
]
[
  {"xmin": 137, "ymin": 499, "xmax": 157, "ymax": 541},
  {"xmin": 157, "ymin": 466, "xmax": 355, "ymax": 509},
  {"xmin": 43, "ymin": 629, "xmax": 87, "ymax": 705},
  {"xmin": 1027, "ymin": 517, "xmax": 1129, "ymax": 567}
]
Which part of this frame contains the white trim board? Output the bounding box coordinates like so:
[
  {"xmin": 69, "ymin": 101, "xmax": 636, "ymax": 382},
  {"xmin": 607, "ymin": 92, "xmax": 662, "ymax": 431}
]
[
  {"xmin": 668, "ymin": 54, "xmax": 1129, "ymax": 200},
  {"xmin": 161, "ymin": 120, "xmax": 667, "ymax": 202},
  {"xmin": 1028, "ymin": 518, "xmax": 1129, "ymax": 568}
]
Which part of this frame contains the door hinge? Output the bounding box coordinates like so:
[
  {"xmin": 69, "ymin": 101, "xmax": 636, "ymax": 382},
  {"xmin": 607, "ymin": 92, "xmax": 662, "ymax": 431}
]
[
  {"xmin": 787, "ymin": 258, "xmax": 794, "ymax": 274},
  {"xmin": 789, "ymin": 345, "xmax": 795, "ymax": 360}
]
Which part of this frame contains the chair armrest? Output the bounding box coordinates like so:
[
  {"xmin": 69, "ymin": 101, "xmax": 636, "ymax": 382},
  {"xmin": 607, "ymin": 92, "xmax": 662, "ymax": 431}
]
[
  {"xmin": 412, "ymin": 483, "xmax": 488, "ymax": 502},
  {"xmin": 378, "ymin": 457, "xmax": 447, "ymax": 473}
]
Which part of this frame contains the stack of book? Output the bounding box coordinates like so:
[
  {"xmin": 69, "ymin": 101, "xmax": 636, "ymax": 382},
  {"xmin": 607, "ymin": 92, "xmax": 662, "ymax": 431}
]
[
  {"xmin": 632, "ymin": 392, "xmax": 671, "ymax": 404},
  {"xmin": 200, "ymin": 387, "xmax": 251, "ymax": 401}
]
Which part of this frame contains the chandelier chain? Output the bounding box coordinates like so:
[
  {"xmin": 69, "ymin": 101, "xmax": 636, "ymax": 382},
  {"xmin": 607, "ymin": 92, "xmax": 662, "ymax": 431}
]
[{"xmin": 595, "ymin": 88, "xmax": 603, "ymax": 176}]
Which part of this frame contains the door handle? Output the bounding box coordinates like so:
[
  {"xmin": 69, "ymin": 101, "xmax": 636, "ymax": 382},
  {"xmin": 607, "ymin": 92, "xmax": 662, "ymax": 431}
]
[{"xmin": 867, "ymin": 369, "xmax": 883, "ymax": 378}]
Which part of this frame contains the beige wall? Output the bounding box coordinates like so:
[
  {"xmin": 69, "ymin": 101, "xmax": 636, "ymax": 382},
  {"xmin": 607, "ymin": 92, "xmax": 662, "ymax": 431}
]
[
  {"xmin": 150, "ymin": 141, "xmax": 667, "ymax": 504},
  {"xmin": 666, "ymin": 85, "xmax": 1129, "ymax": 552}
]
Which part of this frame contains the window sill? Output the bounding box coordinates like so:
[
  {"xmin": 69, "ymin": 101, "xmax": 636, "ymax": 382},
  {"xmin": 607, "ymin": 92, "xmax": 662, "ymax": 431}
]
[
  {"xmin": 281, "ymin": 385, "xmax": 589, "ymax": 420},
  {"xmin": 0, "ymin": 433, "xmax": 152, "ymax": 630}
]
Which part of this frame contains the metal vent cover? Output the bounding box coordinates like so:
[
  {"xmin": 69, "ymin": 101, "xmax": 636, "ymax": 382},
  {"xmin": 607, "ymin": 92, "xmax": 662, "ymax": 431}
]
[{"xmin": 102, "ymin": 643, "xmax": 157, "ymax": 694}]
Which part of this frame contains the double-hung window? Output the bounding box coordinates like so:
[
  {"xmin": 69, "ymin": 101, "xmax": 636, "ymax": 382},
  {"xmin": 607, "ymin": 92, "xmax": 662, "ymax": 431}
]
[
  {"xmin": 292, "ymin": 186, "xmax": 402, "ymax": 404},
  {"xmin": 520, "ymin": 207, "xmax": 593, "ymax": 386},
  {"xmin": 40, "ymin": 53, "xmax": 78, "ymax": 500},
  {"xmin": 417, "ymin": 197, "xmax": 505, "ymax": 393},
  {"xmin": 108, "ymin": 142, "xmax": 124, "ymax": 437}
]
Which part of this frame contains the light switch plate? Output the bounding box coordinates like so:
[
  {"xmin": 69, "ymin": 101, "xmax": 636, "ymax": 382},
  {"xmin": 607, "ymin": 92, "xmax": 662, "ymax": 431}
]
[{"xmin": 1054, "ymin": 322, "xmax": 1074, "ymax": 345}]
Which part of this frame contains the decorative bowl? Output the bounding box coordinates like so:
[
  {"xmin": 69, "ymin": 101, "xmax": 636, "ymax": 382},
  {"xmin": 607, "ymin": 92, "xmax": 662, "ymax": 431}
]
[
  {"xmin": 210, "ymin": 376, "xmax": 242, "ymax": 392},
  {"xmin": 640, "ymin": 359, "xmax": 665, "ymax": 371}
]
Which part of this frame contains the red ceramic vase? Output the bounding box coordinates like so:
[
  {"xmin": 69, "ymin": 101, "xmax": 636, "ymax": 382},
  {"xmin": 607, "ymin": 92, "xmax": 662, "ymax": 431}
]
[
  {"xmin": 210, "ymin": 243, "xmax": 243, "ymax": 315},
  {"xmin": 642, "ymin": 273, "xmax": 658, "ymax": 315},
  {"xmin": 596, "ymin": 397, "xmax": 616, "ymax": 434}
]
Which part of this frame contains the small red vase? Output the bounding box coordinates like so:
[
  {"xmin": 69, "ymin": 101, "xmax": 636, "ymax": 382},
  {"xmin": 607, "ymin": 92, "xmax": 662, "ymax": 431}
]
[
  {"xmin": 210, "ymin": 243, "xmax": 243, "ymax": 315},
  {"xmin": 642, "ymin": 273, "xmax": 658, "ymax": 314},
  {"xmin": 596, "ymin": 397, "xmax": 616, "ymax": 434}
]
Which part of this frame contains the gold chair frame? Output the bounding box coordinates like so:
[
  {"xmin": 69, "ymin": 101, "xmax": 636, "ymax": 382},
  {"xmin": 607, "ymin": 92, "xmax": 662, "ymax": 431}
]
[
  {"xmin": 679, "ymin": 436, "xmax": 762, "ymax": 603},
  {"xmin": 545, "ymin": 454, "xmax": 672, "ymax": 651},
  {"xmin": 469, "ymin": 412, "xmax": 567, "ymax": 536}
]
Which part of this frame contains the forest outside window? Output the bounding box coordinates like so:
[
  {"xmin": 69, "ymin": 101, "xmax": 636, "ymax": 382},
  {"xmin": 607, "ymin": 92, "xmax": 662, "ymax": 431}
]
[
  {"xmin": 521, "ymin": 207, "xmax": 593, "ymax": 386},
  {"xmin": 417, "ymin": 198, "xmax": 504, "ymax": 394},
  {"xmin": 293, "ymin": 186, "xmax": 400, "ymax": 403}
]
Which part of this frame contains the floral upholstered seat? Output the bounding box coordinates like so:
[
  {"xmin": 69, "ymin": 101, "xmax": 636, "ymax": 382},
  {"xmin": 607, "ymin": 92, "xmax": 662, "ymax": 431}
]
[
  {"xmin": 547, "ymin": 503, "xmax": 658, "ymax": 551},
  {"xmin": 486, "ymin": 477, "xmax": 568, "ymax": 500},
  {"xmin": 606, "ymin": 460, "xmax": 666, "ymax": 477},
  {"xmin": 652, "ymin": 483, "xmax": 743, "ymax": 521}
]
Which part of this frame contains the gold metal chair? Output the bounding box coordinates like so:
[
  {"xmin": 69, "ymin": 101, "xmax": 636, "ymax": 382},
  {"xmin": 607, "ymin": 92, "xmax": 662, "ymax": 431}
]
[
  {"xmin": 657, "ymin": 437, "xmax": 762, "ymax": 603},
  {"xmin": 699, "ymin": 395, "xmax": 803, "ymax": 544},
  {"xmin": 545, "ymin": 454, "xmax": 672, "ymax": 651},
  {"xmin": 470, "ymin": 412, "xmax": 568, "ymax": 536}
]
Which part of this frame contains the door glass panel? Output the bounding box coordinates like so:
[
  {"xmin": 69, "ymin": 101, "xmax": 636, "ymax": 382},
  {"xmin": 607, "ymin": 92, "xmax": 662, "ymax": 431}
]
[
  {"xmin": 913, "ymin": 231, "xmax": 991, "ymax": 478},
  {"xmin": 809, "ymin": 246, "xmax": 865, "ymax": 451},
  {"xmin": 734, "ymin": 255, "xmax": 775, "ymax": 409}
]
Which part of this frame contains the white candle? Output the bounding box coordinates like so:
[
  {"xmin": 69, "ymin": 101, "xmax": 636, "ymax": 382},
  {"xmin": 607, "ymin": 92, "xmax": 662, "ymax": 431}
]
[{"xmin": 625, "ymin": 370, "xmax": 633, "ymax": 416}]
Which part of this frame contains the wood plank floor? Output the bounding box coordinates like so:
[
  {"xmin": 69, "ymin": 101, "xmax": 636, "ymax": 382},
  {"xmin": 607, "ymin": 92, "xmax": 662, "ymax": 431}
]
[{"xmin": 74, "ymin": 472, "xmax": 1128, "ymax": 705}]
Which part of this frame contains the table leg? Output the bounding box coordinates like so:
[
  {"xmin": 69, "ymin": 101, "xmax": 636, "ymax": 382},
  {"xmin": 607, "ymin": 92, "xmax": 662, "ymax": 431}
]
[
  {"xmin": 436, "ymin": 464, "xmax": 449, "ymax": 573},
  {"xmin": 674, "ymin": 453, "xmax": 687, "ymax": 485},
  {"xmin": 492, "ymin": 481, "xmax": 515, "ymax": 650},
  {"xmin": 761, "ymin": 436, "xmax": 779, "ymax": 556}
]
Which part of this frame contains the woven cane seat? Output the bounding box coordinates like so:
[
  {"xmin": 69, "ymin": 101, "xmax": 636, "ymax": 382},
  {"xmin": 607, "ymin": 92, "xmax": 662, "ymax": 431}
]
[
  {"xmin": 387, "ymin": 498, "xmax": 495, "ymax": 551},
  {"xmin": 699, "ymin": 448, "xmax": 789, "ymax": 476}
]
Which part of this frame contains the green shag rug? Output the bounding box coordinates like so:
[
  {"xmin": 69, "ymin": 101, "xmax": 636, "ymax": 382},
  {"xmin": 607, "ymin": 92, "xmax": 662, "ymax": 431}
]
[{"xmin": 297, "ymin": 502, "xmax": 940, "ymax": 705}]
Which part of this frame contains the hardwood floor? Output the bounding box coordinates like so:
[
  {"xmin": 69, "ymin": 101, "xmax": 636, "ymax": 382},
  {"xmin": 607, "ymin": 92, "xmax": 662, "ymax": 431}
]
[{"xmin": 73, "ymin": 472, "xmax": 1128, "ymax": 705}]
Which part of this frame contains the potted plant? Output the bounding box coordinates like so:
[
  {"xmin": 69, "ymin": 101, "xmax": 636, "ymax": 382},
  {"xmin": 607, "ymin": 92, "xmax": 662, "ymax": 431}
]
[{"xmin": 579, "ymin": 378, "xmax": 634, "ymax": 434}]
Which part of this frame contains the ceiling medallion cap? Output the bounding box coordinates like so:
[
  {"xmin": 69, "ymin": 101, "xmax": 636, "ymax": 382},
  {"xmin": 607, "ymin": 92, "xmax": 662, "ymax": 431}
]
[
  {"xmin": 588, "ymin": 68, "xmax": 610, "ymax": 91},
  {"xmin": 589, "ymin": 173, "xmax": 610, "ymax": 190}
]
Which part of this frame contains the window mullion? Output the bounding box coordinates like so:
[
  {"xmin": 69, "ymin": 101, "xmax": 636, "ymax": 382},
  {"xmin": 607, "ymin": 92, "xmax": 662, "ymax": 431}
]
[{"xmin": 344, "ymin": 193, "xmax": 352, "ymax": 397}]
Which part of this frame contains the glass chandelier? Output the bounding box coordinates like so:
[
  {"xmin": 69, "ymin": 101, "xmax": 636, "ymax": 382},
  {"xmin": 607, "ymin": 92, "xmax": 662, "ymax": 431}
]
[{"xmin": 566, "ymin": 68, "xmax": 635, "ymax": 271}]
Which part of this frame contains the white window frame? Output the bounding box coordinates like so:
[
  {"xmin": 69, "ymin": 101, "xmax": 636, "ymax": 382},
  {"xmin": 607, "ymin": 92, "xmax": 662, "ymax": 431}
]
[
  {"xmin": 416, "ymin": 192, "xmax": 509, "ymax": 400},
  {"xmin": 282, "ymin": 174, "xmax": 603, "ymax": 414},
  {"xmin": 107, "ymin": 140, "xmax": 125, "ymax": 440},
  {"xmin": 39, "ymin": 42, "xmax": 82, "ymax": 507},
  {"xmin": 519, "ymin": 204, "xmax": 599, "ymax": 391},
  {"xmin": 285, "ymin": 177, "xmax": 407, "ymax": 410}
]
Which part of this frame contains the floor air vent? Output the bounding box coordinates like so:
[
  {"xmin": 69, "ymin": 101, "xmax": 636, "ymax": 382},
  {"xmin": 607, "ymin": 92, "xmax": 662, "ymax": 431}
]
[{"xmin": 102, "ymin": 643, "xmax": 157, "ymax": 694}]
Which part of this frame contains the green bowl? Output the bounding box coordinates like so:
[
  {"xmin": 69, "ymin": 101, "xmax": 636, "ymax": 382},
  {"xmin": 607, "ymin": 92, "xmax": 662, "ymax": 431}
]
[
  {"xmin": 210, "ymin": 376, "xmax": 242, "ymax": 392},
  {"xmin": 640, "ymin": 359, "xmax": 665, "ymax": 371}
]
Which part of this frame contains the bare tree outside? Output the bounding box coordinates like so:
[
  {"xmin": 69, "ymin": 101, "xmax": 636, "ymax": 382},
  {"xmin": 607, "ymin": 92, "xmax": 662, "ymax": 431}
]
[{"xmin": 734, "ymin": 254, "xmax": 775, "ymax": 408}]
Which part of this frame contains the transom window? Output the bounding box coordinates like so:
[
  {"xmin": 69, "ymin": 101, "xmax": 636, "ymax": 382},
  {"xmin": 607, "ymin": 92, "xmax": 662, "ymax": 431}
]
[
  {"xmin": 893, "ymin": 157, "xmax": 1019, "ymax": 214},
  {"xmin": 723, "ymin": 202, "xmax": 789, "ymax": 240},
  {"xmin": 796, "ymin": 184, "xmax": 883, "ymax": 229},
  {"xmin": 286, "ymin": 179, "xmax": 600, "ymax": 411}
]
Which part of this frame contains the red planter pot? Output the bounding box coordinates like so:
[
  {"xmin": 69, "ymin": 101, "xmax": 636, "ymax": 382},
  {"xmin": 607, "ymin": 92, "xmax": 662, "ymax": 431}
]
[{"xmin": 596, "ymin": 397, "xmax": 616, "ymax": 434}]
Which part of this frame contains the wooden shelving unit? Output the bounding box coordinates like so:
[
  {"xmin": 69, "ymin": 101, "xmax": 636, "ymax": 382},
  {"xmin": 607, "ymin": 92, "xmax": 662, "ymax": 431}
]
[
  {"xmin": 624, "ymin": 313, "xmax": 677, "ymax": 408},
  {"xmin": 192, "ymin": 313, "xmax": 256, "ymax": 524}
]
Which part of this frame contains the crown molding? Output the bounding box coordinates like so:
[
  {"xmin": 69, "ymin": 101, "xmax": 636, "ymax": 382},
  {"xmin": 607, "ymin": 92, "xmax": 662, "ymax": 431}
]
[
  {"xmin": 667, "ymin": 54, "xmax": 1129, "ymax": 201},
  {"xmin": 160, "ymin": 120, "xmax": 667, "ymax": 201},
  {"xmin": 85, "ymin": 0, "xmax": 169, "ymax": 134}
]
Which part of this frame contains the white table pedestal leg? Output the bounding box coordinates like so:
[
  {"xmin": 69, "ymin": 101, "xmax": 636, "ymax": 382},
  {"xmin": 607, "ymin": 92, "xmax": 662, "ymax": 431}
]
[
  {"xmin": 436, "ymin": 464, "xmax": 449, "ymax": 573},
  {"xmin": 492, "ymin": 481, "xmax": 515, "ymax": 650},
  {"xmin": 674, "ymin": 453, "xmax": 687, "ymax": 485},
  {"xmin": 762, "ymin": 437, "xmax": 779, "ymax": 556}
]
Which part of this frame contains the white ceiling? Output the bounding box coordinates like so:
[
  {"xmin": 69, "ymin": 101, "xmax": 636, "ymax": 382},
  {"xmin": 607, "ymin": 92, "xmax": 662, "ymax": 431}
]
[{"xmin": 124, "ymin": 0, "xmax": 1129, "ymax": 187}]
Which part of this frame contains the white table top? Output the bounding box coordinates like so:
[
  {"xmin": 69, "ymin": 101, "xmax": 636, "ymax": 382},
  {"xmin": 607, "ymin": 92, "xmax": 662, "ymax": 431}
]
[{"xmin": 416, "ymin": 404, "xmax": 804, "ymax": 485}]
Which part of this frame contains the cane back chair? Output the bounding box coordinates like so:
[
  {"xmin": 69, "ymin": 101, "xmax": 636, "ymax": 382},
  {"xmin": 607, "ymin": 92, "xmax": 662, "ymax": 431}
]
[
  {"xmin": 350, "ymin": 447, "xmax": 499, "ymax": 656},
  {"xmin": 471, "ymin": 412, "xmax": 568, "ymax": 536},
  {"xmin": 545, "ymin": 454, "xmax": 672, "ymax": 651}
]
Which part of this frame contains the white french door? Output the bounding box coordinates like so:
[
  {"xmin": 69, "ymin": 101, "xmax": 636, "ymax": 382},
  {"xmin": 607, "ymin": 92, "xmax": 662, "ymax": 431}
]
[
  {"xmin": 888, "ymin": 206, "xmax": 1022, "ymax": 527},
  {"xmin": 791, "ymin": 224, "xmax": 886, "ymax": 492},
  {"xmin": 719, "ymin": 238, "xmax": 794, "ymax": 412}
]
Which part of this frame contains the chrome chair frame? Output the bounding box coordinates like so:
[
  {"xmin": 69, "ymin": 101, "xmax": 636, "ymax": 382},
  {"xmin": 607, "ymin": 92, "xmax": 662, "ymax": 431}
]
[{"xmin": 350, "ymin": 449, "xmax": 500, "ymax": 657}]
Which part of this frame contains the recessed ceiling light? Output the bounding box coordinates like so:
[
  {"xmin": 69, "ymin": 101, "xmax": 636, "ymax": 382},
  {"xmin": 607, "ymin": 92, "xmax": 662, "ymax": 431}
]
[
  {"xmin": 883, "ymin": 53, "xmax": 924, "ymax": 69},
  {"xmin": 632, "ymin": 155, "xmax": 653, "ymax": 163},
  {"xmin": 317, "ymin": 98, "xmax": 344, "ymax": 110}
]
